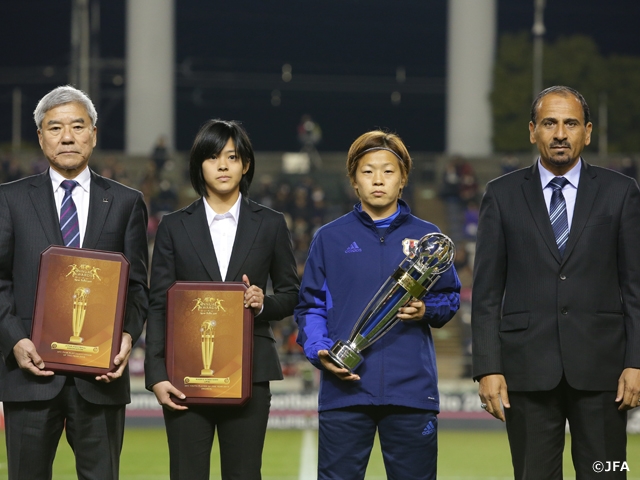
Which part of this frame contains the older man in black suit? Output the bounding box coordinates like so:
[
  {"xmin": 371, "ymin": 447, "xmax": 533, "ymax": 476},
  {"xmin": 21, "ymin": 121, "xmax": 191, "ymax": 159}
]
[
  {"xmin": 472, "ymin": 86, "xmax": 640, "ymax": 479},
  {"xmin": 0, "ymin": 85, "xmax": 149, "ymax": 479}
]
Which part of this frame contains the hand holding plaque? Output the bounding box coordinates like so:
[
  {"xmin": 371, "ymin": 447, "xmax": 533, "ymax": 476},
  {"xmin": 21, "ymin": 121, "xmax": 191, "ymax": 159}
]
[{"xmin": 328, "ymin": 233, "xmax": 455, "ymax": 373}]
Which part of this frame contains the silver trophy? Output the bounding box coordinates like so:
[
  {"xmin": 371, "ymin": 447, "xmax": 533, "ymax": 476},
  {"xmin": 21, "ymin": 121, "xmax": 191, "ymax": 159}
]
[{"xmin": 328, "ymin": 233, "xmax": 455, "ymax": 373}]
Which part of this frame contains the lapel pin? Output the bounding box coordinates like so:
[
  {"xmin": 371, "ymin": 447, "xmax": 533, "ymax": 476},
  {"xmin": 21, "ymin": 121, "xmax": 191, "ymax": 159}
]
[{"xmin": 103, "ymin": 198, "xmax": 109, "ymax": 203}]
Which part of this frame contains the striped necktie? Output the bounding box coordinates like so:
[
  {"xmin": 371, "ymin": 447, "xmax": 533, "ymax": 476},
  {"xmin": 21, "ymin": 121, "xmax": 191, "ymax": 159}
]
[
  {"xmin": 60, "ymin": 180, "xmax": 80, "ymax": 248},
  {"xmin": 549, "ymin": 176, "xmax": 570, "ymax": 257}
]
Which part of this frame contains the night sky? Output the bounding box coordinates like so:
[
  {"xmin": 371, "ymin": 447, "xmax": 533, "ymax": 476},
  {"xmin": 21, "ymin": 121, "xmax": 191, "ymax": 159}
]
[{"xmin": 1, "ymin": 1, "xmax": 639, "ymax": 152}]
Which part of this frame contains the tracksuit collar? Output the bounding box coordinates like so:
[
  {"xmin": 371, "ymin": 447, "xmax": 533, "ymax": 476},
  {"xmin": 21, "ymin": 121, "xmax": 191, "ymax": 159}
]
[{"xmin": 353, "ymin": 199, "xmax": 411, "ymax": 234}]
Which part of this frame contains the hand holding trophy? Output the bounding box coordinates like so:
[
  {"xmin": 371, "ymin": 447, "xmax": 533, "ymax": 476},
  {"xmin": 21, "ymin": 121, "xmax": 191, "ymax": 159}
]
[{"xmin": 328, "ymin": 232, "xmax": 455, "ymax": 373}]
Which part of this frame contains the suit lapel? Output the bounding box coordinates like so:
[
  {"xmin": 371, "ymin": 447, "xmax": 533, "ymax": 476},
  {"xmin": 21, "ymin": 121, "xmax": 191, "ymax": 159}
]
[
  {"xmin": 83, "ymin": 171, "xmax": 114, "ymax": 249},
  {"xmin": 561, "ymin": 161, "xmax": 598, "ymax": 264},
  {"xmin": 521, "ymin": 162, "xmax": 563, "ymax": 263},
  {"xmin": 225, "ymin": 198, "xmax": 262, "ymax": 282},
  {"xmin": 182, "ymin": 199, "xmax": 222, "ymax": 281},
  {"xmin": 29, "ymin": 170, "xmax": 64, "ymax": 245}
]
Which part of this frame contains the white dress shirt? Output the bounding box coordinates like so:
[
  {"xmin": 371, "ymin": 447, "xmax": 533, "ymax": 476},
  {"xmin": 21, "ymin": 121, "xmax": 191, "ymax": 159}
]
[
  {"xmin": 539, "ymin": 158, "xmax": 582, "ymax": 232},
  {"xmin": 203, "ymin": 193, "xmax": 242, "ymax": 281},
  {"xmin": 50, "ymin": 166, "xmax": 91, "ymax": 247}
]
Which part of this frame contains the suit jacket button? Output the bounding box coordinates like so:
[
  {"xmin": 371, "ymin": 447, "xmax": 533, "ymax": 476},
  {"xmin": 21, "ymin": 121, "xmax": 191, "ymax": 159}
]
[
  {"xmin": 560, "ymin": 274, "xmax": 567, "ymax": 280},
  {"xmin": 561, "ymin": 307, "xmax": 568, "ymax": 315}
]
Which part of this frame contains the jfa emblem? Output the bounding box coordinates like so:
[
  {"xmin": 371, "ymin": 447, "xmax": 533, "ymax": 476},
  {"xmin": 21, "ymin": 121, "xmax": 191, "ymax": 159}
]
[{"xmin": 402, "ymin": 238, "xmax": 420, "ymax": 258}]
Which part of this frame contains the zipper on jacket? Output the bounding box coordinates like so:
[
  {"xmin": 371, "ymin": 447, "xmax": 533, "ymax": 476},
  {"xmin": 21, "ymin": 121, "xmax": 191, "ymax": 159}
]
[{"xmin": 379, "ymin": 233, "xmax": 386, "ymax": 396}]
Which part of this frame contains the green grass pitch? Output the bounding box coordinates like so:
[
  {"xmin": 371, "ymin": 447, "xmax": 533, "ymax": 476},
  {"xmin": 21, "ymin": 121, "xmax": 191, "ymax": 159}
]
[{"xmin": 0, "ymin": 428, "xmax": 638, "ymax": 479}]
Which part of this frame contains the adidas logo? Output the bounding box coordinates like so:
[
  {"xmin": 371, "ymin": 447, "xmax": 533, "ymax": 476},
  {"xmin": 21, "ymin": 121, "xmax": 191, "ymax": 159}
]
[
  {"xmin": 345, "ymin": 242, "xmax": 362, "ymax": 253},
  {"xmin": 422, "ymin": 421, "xmax": 436, "ymax": 435}
]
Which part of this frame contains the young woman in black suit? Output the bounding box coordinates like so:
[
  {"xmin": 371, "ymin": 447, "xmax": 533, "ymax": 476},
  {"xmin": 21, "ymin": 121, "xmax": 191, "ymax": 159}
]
[{"xmin": 144, "ymin": 120, "xmax": 299, "ymax": 480}]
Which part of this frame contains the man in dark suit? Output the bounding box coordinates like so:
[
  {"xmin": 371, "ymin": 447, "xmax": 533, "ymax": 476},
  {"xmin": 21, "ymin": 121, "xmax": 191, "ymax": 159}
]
[
  {"xmin": 0, "ymin": 86, "xmax": 149, "ymax": 479},
  {"xmin": 472, "ymin": 86, "xmax": 640, "ymax": 479}
]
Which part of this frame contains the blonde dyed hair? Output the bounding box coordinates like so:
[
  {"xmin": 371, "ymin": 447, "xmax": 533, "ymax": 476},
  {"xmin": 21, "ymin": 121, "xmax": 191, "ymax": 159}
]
[{"xmin": 346, "ymin": 130, "xmax": 412, "ymax": 197}]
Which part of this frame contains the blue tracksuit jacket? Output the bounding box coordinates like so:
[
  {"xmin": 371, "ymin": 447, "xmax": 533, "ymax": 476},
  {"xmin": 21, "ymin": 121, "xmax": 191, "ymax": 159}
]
[{"xmin": 295, "ymin": 200, "xmax": 461, "ymax": 412}]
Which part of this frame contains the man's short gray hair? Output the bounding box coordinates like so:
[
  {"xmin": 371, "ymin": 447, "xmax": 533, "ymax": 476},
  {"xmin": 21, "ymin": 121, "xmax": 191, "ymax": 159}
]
[{"xmin": 33, "ymin": 85, "xmax": 98, "ymax": 130}]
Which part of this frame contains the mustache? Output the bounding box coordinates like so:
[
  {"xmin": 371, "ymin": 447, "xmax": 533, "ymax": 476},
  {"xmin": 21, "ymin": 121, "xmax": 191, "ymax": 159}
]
[{"xmin": 550, "ymin": 141, "xmax": 571, "ymax": 148}]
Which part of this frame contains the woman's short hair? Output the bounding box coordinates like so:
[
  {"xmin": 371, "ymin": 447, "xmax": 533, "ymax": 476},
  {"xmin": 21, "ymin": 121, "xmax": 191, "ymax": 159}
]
[
  {"xmin": 346, "ymin": 130, "xmax": 412, "ymax": 196},
  {"xmin": 189, "ymin": 119, "xmax": 255, "ymax": 198},
  {"xmin": 33, "ymin": 85, "xmax": 98, "ymax": 129}
]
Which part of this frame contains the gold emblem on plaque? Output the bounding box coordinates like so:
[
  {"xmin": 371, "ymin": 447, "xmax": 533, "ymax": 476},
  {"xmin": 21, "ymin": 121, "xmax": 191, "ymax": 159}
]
[
  {"xmin": 70, "ymin": 287, "xmax": 90, "ymax": 344},
  {"xmin": 66, "ymin": 264, "xmax": 102, "ymax": 281},
  {"xmin": 182, "ymin": 296, "xmax": 231, "ymax": 385},
  {"xmin": 192, "ymin": 297, "xmax": 226, "ymax": 313},
  {"xmin": 200, "ymin": 320, "xmax": 217, "ymax": 376}
]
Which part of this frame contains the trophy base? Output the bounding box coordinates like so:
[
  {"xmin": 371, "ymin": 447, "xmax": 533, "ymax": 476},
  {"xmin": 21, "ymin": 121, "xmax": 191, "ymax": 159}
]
[
  {"xmin": 69, "ymin": 336, "xmax": 83, "ymax": 344},
  {"xmin": 328, "ymin": 340, "xmax": 363, "ymax": 373},
  {"xmin": 200, "ymin": 369, "xmax": 214, "ymax": 376}
]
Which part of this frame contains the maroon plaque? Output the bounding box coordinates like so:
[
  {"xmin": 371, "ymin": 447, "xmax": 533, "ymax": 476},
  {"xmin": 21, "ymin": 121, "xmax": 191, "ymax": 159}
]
[
  {"xmin": 166, "ymin": 282, "xmax": 254, "ymax": 406},
  {"xmin": 30, "ymin": 245, "xmax": 130, "ymax": 375}
]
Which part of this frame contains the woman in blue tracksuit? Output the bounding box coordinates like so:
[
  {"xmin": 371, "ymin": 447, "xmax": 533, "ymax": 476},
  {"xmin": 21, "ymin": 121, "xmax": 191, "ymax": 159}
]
[{"xmin": 295, "ymin": 130, "xmax": 461, "ymax": 480}]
